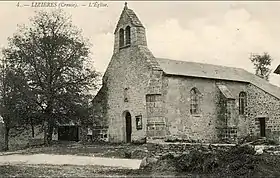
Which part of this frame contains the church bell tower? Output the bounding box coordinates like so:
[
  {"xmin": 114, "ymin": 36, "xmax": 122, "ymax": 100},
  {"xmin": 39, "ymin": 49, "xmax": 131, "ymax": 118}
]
[{"xmin": 113, "ymin": 2, "xmax": 147, "ymax": 53}]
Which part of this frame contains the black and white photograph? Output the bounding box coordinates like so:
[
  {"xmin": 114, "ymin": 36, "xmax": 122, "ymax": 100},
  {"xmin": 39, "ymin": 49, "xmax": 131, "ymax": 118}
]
[{"xmin": 1, "ymin": 1, "xmax": 280, "ymax": 177}]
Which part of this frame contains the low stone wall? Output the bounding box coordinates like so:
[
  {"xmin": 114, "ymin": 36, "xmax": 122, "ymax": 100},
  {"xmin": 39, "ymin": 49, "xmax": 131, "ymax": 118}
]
[
  {"xmin": 28, "ymin": 138, "xmax": 44, "ymax": 147},
  {"xmin": 147, "ymin": 140, "xmax": 236, "ymax": 158}
]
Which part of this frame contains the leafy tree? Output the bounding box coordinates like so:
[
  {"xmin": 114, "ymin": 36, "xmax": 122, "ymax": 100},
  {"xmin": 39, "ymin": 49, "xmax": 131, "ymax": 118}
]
[
  {"xmin": 0, "ymin": 59, "xmax": 30, "ymax": 150},
  {"xmin": 250, "ymin": 52, "xmax": 273, "ymax": 81},
  {"xmin": 2, "ymin": 9, "xmax": 100, "ymax": 145}
]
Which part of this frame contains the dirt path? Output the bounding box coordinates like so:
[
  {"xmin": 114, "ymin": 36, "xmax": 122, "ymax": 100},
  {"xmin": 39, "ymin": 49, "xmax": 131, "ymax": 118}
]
[{"xmin": 0, "ymin": 154, "xmax": 142, "ymax": 169}]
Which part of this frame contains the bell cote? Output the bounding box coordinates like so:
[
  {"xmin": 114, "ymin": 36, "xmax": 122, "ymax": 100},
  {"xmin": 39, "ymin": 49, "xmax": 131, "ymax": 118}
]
[{"xmin": 113, "ymin": 2, "xmax": 147, "ymax": 53}]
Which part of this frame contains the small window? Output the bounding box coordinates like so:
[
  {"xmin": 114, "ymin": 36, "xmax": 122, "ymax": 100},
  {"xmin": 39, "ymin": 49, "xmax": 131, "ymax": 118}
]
[
  {"xmin": 136, "ymin": 115, "xmax": 142, "ymax": 130},
  {"xmin": 190, "ymin": 88, "xmax": 200, "ymax": 115},
  {"xmin": 87, "ymin": 127, "xmax": 92, "ymax": 136},
  {"xmin": 125, "ymin": 26, "xmax": 131, "ymax": 45},
  {"xmin": 239, "ymin": 92, "xmax": 247, "ymax": 115},
  {"xmin": 119, "ymin": 28, "xmax": 124, "ymax": 47},
  {"xmin": 124, "ymin": 88, "xmax": 128, "ymax": 102},
  {"xmin": 146, "ymin": 94, "xmax": 161, "ymax": 102}
]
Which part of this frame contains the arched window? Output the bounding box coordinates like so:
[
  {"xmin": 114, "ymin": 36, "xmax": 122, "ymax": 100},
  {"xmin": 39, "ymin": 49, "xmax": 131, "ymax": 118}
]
[
  {"xmin": 125, "ymin": 26, "xmax": 131, "ymax": 45},
  {"xmin": 239, "ymin": 92, "xmax": 247, "ymax": 115},
  {"xmin": 119, "ymin": 28, "xmax": 124, "ymax": 47},
  {"xmin": 190, "ymin": 88, "xmax": 200, "ymax": 114}
]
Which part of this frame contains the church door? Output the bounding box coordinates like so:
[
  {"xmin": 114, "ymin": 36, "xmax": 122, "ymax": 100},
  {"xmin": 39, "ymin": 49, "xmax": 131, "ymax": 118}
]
[
  {"xmin": 125, "ymin": 112, "xmax": 132, "ymax": 143},
  {"xmin": 259, "ymin": 118, "xmax": 266, "ymax": 137}
]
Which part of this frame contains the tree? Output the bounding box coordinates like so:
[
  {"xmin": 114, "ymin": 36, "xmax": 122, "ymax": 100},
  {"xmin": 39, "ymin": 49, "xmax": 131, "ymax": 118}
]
[
  {"xmin": 250, "ymin": 52, "xmax": 273, "ymax": 81},
  {"xmin": 2, "ymin": 9, "xmax": 100, "ymax": 145},
  {"xmin": 0, "ymin": 58, "xmax": 30, "ymax": 150}
]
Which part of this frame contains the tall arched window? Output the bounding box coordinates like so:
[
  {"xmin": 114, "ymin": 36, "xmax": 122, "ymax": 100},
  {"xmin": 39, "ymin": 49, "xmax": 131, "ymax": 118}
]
[
  {"xmin": 125, "ymin": 26, "xmax": 131, "ymax": 45},
  {"xmin": 239, "ymin": 92, "xmax": 247, "ymax": 115},
  {"xmin": 190, "ymin": 88, "xmax": 200, "ymax": 114},
  {"xmin": 119, "ymin": 28, "xmax": 124, "ymax": 47}
]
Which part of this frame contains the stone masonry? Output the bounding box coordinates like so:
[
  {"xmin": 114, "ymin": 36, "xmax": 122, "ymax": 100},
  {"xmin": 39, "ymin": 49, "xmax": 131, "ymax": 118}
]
[
  {"xmin": 91, "ymin": 4, "xmax": 280, "ymax": 144},
  {"xmin": 247, "ymin": 84, "xmax": 280, "ymax": 142}
]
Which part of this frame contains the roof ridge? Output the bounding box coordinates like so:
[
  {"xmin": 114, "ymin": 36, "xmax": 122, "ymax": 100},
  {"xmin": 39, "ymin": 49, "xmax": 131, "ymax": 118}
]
[
  {"xmin": 156, "ymin": 58, "xmax": 245, "ymax": 71},
  {"xmin": 241, "ymin": 68, "xmax": 280, "ymax": 89},
  {"xmin": 156, "ymin": 57, "xmax": 280, "ymax": 99}
]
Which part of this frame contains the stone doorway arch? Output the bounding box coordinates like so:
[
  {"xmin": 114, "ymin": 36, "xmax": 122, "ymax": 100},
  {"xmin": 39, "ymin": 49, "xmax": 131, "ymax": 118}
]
[{"xmin": 124, "ymin": 111, "xmax": 132, "ymax": 143}]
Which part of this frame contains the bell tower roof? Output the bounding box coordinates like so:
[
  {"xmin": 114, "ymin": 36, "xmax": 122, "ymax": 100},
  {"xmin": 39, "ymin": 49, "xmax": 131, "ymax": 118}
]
[
  {"xmin": 113, "ymin": 2, "xmax": 147, "ymax": 53},
  {"xmin": 114, "ymin": 2, "xmax": 144, "ymax": 34}
]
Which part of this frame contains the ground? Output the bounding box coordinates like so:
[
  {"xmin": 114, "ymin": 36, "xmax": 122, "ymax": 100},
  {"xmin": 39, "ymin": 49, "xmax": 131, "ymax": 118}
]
[
  {"xmin": 2, "ymin": 141, "xmax": 148, "ymax": 158},
  {"xmin": 3, "ymin": 128, "xmax": 280, "ymax": 177},
  {"xmin": 0, "ymin": 165, "xmax": 193, "ymax": 177},
  {"xmin": 0, "ymin": 142, "xmax": 186, "ymax": 177}
]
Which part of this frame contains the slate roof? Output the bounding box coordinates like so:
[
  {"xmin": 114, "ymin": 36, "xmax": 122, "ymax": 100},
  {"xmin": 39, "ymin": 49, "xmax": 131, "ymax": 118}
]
[
  {"xmin": 125, "ymin": 8, "xmax": 144, "ymax": 27},
  {"xmin": 114, "ymin": 5, "xmax": 144, "ymax": 34},
  {"xmin": 156, "ymin": 58, "xmax": 280, "ymax": 99},
  {"xmin": 216, "ymin": 83, "xmax": 235, "ymax": 99}
]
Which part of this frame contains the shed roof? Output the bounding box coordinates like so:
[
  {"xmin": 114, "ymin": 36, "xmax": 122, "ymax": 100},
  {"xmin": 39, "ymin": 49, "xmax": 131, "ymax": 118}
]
[
  {"xmin": 216, "ymin": 83, "xmax": 235, "ymax": 99},
  {"xmin": 156, "ymin": 58, "xmax": 280, "ymax": 99},
  {"xmin": 274, "ymin": 65, "xmax": 280, "ymax": 75}
]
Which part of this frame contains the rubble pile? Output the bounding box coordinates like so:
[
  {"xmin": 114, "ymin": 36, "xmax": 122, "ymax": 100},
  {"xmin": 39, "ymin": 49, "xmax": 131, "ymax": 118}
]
[{"xmin": 144, "ymin": 144, "xmax": 280, "ymax": 177}]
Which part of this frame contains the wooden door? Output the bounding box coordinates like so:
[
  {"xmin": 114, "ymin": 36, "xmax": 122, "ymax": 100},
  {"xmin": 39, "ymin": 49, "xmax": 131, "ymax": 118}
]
[
  {"xmin": 125, "ymin": 112, "xmax": 132, "ymax": 143},
  {"xmin": 259, "ymin": 118, "xmax": 266, "ymax": 137}
]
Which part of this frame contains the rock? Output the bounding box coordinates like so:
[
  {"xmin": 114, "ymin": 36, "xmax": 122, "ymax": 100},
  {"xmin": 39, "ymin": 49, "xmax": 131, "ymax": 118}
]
[
  {"xmin": 132, "ymin": 137, "xmax": 147, "ymax": 144},
  {"xmin": 139, "ymin": 156, "xmax": 148, "ymax": 169},
  {"xmin": 255, "ymin": 145, "xmax": 265, "ymax": 155},
  {"xmin": 131, "ymin": 149, "xmax": 148, "ymax": 159},
  {"xmin": 139, "ymin": 156, "xmax": 158, "ymax": 169},
  {"xmin": 255, "ymin": 149, "xmax": 263, "ymax": 155},
  {"xmin": 165, "ymin": 135, "xmax": 181, "ymax": 142},
  {"xmin": 147, "ymin": 156, "xmax": 158, "ymax": 164}
]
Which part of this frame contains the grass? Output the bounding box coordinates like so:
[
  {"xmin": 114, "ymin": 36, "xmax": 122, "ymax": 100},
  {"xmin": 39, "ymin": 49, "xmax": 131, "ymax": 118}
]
[
  {"xmin": 0, "ymin": 164, "xmax": 151, "ymax": 177},
  {"xmin": 7, "ymin": 141, "xmax": 148, "ymax": 159},
  {"xmin": 6, "ymin": 126, "xmax": 147, "ymax": 160},
  {"xmin": 0, "ymin": 142, "xmax": 153, "ymax": 177},
  {"xmin": 0, "ymin": 164, "xmax": 203, "ymax": 177},
  {"xmin": 8, "ymin": 125, "xmax": 44, "ymax": 151},
  {"xmin": 6, "ymin": 128, "xmax": 280, "ymax": 177}
]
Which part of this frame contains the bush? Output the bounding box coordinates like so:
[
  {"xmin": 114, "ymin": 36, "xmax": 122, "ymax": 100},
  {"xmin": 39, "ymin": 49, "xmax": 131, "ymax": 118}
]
[{"xmin": 144, "ymin": 144, "xmax": 280, "ymax": 177}]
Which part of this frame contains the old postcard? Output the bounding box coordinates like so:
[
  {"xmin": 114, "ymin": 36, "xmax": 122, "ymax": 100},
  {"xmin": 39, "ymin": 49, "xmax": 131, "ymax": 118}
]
[{"xmin": 0, "ymin": 1, "xmax": 280, "ymax": 177}]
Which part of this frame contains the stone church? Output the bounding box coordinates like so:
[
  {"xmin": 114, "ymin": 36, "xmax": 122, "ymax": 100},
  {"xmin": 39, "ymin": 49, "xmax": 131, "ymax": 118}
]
[{"xmin": 89, "ymin": 3, "xmax": 280, "ymax": 144}]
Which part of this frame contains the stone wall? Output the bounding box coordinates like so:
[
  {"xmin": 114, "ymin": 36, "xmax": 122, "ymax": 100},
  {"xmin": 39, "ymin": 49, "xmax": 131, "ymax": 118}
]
[
  {"xmin": 80, "ymin": 85, "xmax": 110, "ymax": 142},
  {"xmin": 147, "ymin": 140, "xmax": 236, "ymax": 158},
  {"xmin": 100, "ymin": 3, "xmax": 280, "ymax": 144},
  {"xmin": 105, "ymin": 46, "xmax": 155, "ymax": 142},
  {"xmin": 161, "ymin": 75, "xmax": 280, "ymax": 143},
  {"xmin": 247, "ymin": 84, "xmax": 280, "ymax": 143},
  {"xmin": 102, "ymin": 4, "xmax": 165, "ymax": 143},
  {"xmin": 91, "ymin": 85, "xmax": 109, "ymax": 127},
  {"xmin": 162, "ymin": 76, "xmax": 250, "ymax": 143},
  {"xmin": 113, "ymin": 10, "xmax": 147, "ymax": 54},
  {"xmin": 162, "ymin": 76, "xmax": 220, "ymax": 142},
  {"xmin": 222, "ymin": 81, "xmax": 249, "ymax": 138},
  {"xmin": 28, "ymin": 138, "xmax": 44, "ymax": 147}
]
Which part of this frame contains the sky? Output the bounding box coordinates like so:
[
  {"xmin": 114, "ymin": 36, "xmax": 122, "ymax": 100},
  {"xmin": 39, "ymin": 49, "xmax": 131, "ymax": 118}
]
[{"xmin": 1, "ymin": 1, "xmax": 280, "ymax": 87}]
